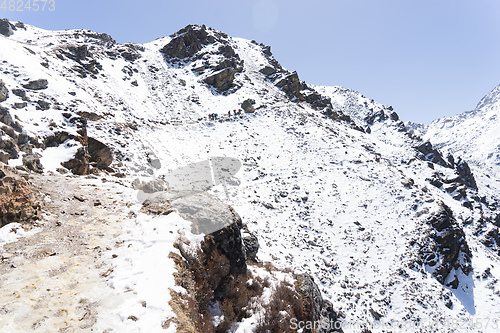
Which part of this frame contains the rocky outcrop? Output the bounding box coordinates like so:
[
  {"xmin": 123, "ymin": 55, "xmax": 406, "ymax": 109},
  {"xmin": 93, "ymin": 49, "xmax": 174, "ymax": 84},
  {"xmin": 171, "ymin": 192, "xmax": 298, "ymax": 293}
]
[
  {"xmin": 0, "ymin": 106, "xmax": 13, "ymax": 127},
  {"xmin": 11, "ymin": 88, "xmax": 26, "ymax": 100},
  {"xmin": 296, "ymin": 274, "xmax": 343, "ymax": 333},
  {"xmin": 62, "ymin": 147, "xmax": 90, "ymax": 175},
  {"xmin": 416, "ymin": 141, "xmax": 477, "ymax": 195},
  {"xmin": 0, "ymin": 79, "xmax": 8, "ymax": 102},
  {"xmin": 161, "ymin": 25, "xmax": 244, "ymax": 93},
  {"xmin": 417, "ymin": 204, "xmax": 472, "ymax": 288},
  {"xmin": 0, "ymin": 165, "xmax": 41, "ymax": 226},
  {"xmin": 118, "ymin": 43, "xmax": 144, "ymax": 62},
  {"xmin": 203, "ymin": 67, "xmax": 236, "ymax": 92},
  {"xmin": 207, "ymin": 221, "xmax": 247, "ymax": 274},
  {"xmin": 161, "ymin": 24, "xmax": 215, "ymax": 59},
  {"xmin": 242, "ymin": 232, "xmax": 259, "ymax": 262},
  {"xmin": 0, "ymin": 19, "xmax": 14, "ymax": 37},
  {"xmin": 88, "ymin": 137, "xmax": 112, "ymax": 169},
  {"xmin": 266, "ymin": 69, "xmax": 332, "ymax": 110},
  {"xmin": 22, "ymin": 79, "xmax": 48, "ymax": 91},
  {"xmin": 241, "ymin": 98, "xmax": 256, "ymax": 113},
  {"xmin": 415, "ymin": 141, "xmax": 452, "ymax": 168},
  {"xmin": 455, "ymin": 157, "xmax": 477, "ymax": 189},
  {"xmin": 275, "ymin": 71, "xmax": 306, "ymax": 99}
]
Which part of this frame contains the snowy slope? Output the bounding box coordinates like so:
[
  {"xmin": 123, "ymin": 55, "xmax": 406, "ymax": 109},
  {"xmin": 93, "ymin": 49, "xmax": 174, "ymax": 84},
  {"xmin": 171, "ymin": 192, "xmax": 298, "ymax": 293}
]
[
  {"xmin": 1, "ymin": 21, "xmax": 500, "ymax": 332},
  {"xmin": 421, "ymin": 84, "xmax": 500, "ymax": 189}
]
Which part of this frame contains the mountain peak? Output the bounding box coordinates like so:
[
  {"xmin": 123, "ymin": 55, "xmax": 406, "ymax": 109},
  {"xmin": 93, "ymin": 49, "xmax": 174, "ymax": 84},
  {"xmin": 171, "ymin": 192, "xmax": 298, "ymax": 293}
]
[{"xmin": 475, "ymin": 83, "xmax": 500, "ymax": 111}]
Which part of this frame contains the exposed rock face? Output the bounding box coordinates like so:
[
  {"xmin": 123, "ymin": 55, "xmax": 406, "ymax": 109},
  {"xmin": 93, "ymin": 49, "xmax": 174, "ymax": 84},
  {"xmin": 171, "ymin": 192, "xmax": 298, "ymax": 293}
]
[
  {"xmin": 203, "ymin": 67, "xmax": 235, "ymax": 92},
  {"xmin": 275, "ymin": 71, "xmax": 307, "ymax": 100},
  {"xmin": 0, "ymin": 79, "xmax": 8, "ymax": 102},
  {"xmin": 418, "ymin": 204, "xmax": 472, "ymax": 287},
  {"xmin": 62, "ymin": 147, "xmax": 90, "ymax": 175},
  {"xmin": 296, "ymin": 274, "xmax": 343, "ymax": 332},
  {"xmin": 118, "ymin": 43, "xmax": 143, "ymax": 62},
  {"xmin": 455, "ymin": 157, "xmax": 477, "ymax": 189},
  {"xmin": 87, "ymin": 137, "xmax": 112, "ymax": 169},
  {"xmin": 207, "ymin": 221, "xmax": 247, "ymax": 274},
  {"xmin": 365, "ymin": 110, "xmax": 388, "ymax": 125},
  {"xmin": 161, "ymin": 25, "xmax": 244, "ymax": 93},
  {"xmin": 22, "ymin": 79, "xmax": 48, "ymax": 91},
  {"xmin": 142, "ymin": 191, "xmax": 247, "ymax": 273},
  {"xmin": 0, "ymin": 165, "xmax": 41, "ymax": 226},
  {"xmin": 242, "ymin": 232, "xmax": 259, "ymax": 261},
  {"xmin": 0, "ymin": 19, "xmax": 14, "ymax": 37},
  {"xmin": 415, "ymin": 141, "xmax": 452, "ymax": 168},
  {"xmin": 161, "ymin": 24, "xmax": 215, "ymax": 59}
]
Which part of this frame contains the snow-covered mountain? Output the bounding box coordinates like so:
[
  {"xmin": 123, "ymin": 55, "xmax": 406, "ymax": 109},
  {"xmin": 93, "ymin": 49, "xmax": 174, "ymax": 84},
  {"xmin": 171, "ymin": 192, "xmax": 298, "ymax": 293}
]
[
  {"xmin": 1, "ymin": 20, "xmax": 500, "ymax": 332},
  {"xmin": 417, "ymin": 83, "xmax": 500, "ymax": 188}
]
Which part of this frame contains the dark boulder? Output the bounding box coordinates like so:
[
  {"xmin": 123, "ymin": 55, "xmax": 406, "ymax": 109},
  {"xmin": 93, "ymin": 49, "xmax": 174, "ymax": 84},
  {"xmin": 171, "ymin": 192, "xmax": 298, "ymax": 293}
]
[
  {"xmin": 11, "ymin": 88, "xmax": 26, "ymax": 99},
  {"xmin": 304, "ymin": 90, "xmax": 332, "ymax": 110},
  {"xmin": 0, "ymin": 106, "xmax": 13, "ymax": 126},
  {"xmin": 389, "ymin": 111, "xmax": 399, "ymax": 121},
  {"xmin": 207, "ymin": 222, "xmax": 247, "ymax": 274},
  {"xmin": 0, "ymin": 79, "xmax": 8, "ymax": 102},
  {"xmin": 43, "ymin": 131, "xmax": 71, "ymax": 148},
  {"xmin": 13, "ymin": 102, "xmax": 27, "ymax": 109},
  {"xmin": 296, "ymin": 274, "xmax": 323, "ymax": 321},
  {"xmin": 241, "ymin": 99, "xmax": 256, "ymax": 113},
  {"xmin": 426, "ymin": 172, "xmax": 444, "ymax": 188},
  {"xmin": 22, "ymin": 79, "xmax": 48, "ymax": 91},
  {"xmin": 260, "ymin": 66, "xmax": 276, "ymax": 76},
  {"xmin": 0, "ymin": 19, "xmax": 13, "ymax": 37},
  {"xmin": 88, "ymin": 137, "xmax": 112, "ymax": 169},
  {"xmin": 318, "ymin": 300, "xmax": 343, "ymax": 333},
  {"xmin": 67, "ymin": 44, "xmax": 90, "ymax": 61},
  {"xmin": 119, "ymin": 43, "xmax": 143, "ymax": 62},
  {"xmin": 36, "ymin": 100, "xmax": 51, "ymax": 110},
  {"xmin": 141, "ymin": 191, "xmax": 247, "ymax": 274}
]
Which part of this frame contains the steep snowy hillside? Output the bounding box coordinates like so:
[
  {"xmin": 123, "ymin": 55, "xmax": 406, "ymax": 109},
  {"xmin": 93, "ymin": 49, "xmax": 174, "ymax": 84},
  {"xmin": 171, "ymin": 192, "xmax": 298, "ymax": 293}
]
[{"xmin": 1, "ymin": 20, "xmax": 500, "ymax": 332}]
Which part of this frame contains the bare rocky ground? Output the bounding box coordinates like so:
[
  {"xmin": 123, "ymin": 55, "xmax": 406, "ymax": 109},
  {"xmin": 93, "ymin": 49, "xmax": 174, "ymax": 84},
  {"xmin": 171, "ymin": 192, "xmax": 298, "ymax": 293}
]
[{"xmin": 0, "ymin": 172, "xmax": 134, "ymax": 332}]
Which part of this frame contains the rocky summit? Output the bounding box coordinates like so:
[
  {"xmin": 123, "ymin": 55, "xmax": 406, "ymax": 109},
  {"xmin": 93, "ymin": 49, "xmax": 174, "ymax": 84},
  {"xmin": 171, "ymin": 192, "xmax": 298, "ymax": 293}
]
[{"xmin": 0, "ymin": 20, "xmax": 499, "ymax": 332}]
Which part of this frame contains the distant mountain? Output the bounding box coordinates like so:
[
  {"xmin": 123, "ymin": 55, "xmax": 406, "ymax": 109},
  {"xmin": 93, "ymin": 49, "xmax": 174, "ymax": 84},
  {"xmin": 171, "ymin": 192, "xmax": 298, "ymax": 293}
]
[
  {"xmin": 1, "ymin": 20, "xmax": 500, "ymax": 332},
  {"xmin": 409, "ymin": 83, "xmax": 500, "ymax": 207},
  {"xmin": 421, "ymin": 84, "xmax": 500, "ymax": 173}
]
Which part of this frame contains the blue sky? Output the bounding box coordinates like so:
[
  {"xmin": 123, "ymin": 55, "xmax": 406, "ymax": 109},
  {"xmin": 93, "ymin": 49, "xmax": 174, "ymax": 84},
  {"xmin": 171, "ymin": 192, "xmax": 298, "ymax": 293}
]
[{"xmin": 3, "ymin": 0, "xmax": 500, "ymax": 124}]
